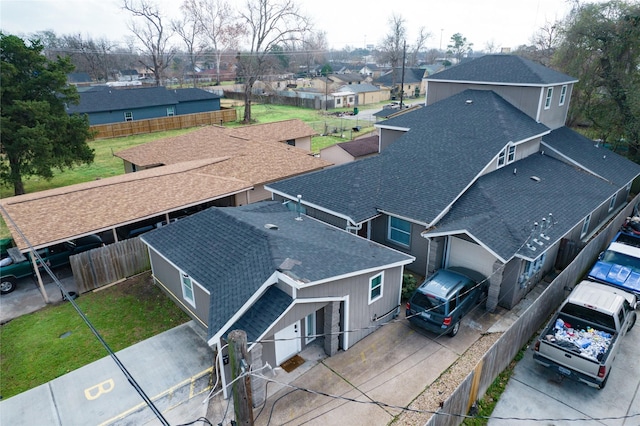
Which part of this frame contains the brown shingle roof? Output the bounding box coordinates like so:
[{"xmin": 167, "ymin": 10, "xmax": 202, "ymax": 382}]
[
  {"xmin": 231, "ymin": 119, "xmax": 317, "ymax": 142},
  {"xmin": 2, "ymin": 127, "xmax": 331, "ymax": 249},
  {"xmin": 337, "ymin": 135, "xmax": 379, "ymax": 158}
]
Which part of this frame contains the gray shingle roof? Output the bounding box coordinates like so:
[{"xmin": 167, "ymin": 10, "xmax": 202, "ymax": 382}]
[
  {"xmin": 270, "ymin": 89, "xmax": 549, "ymax": 225},
  {"xmin": 375, "ymin": 68, "xmax": 426, "ymax": 85},
  {"xmin": 228, "ymin": 286, "xmax": 293, "ymax": 342},
  {"xmin": 338, "ymin": 83, "xmax": 382, "ymax": 93},
  {"xmin": 142, "ymin": 201, "xmax": 413, "ymax": 338},
  {"xmin": 427, "ymin": 54, "xmax": 577, "ymax": 86},
  {"xmin": 542, "ymin": 127, "xmax": 640, "ymax": 187},
  {"xmin": 426, "ymin": 153, "xmax": 619, "ymax": 262},
  {"xmin": 66, "ymin": 86, "xmax": 220, "ymax": 114}
]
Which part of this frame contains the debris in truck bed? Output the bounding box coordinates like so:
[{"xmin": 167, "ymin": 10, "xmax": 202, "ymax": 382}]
[{"xmin": 544, "ymin": 318, "xmax": 613, "ymax": 361}]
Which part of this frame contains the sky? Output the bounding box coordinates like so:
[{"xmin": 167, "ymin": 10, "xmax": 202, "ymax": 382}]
[{"xmin": 0, "ymin": 0, "xmax": 585, "ymax": 51}]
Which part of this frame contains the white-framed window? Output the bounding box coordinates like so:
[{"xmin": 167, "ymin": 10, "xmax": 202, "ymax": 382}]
[
  {"xmin": 336, "ymin": 98, "xmax": 342, "ymax": 106},
  {"xmin": 580, "ymin": 213, "xmax": 592, "ymax": 238},
  {"xmin": 167, "ymin": 106, "xmax": 175, "ymax": 116},
  {"xmin": 124, "ymin": 111, "xmax": 133, "ymax": 121},
  {"xmin": 388, "ymin": 216, "xmax": 411, "ymax": 247},
  {"xmin": 497, "ymin": 148, "xmax": 506, "ymax": 167},
  {"xmin": 521, "ymin": 253, "xmax": 546, "ymax": 285},
  {"xmin": 368, "ymin": 272, "xmax": 383, "ymax": 304},
  {"xmin": 559, "ymin": 85, "xmax": 567, "ymax": 106},
  {"xmin": 609, "ymin": 194, "xmax": 617, "ymax": 212},
  {"xmin": 507, "ymin": 144, "xmax": 516, "ymax": 164},
  {"xmin": 544, "ymin": 87, "xmax": 553, "ymax": 109},
  {"xmin": 181, "ymin": 273, "xmax": 196, "ymax": 307},
  {"xmin": 305, "ymin": 312, "xmax": 316, "ymax": 344}
]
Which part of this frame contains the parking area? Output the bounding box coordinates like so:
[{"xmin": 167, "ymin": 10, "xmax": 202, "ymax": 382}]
[{"xmin": 489, "ymin": 322, "xmax": 640, "ymax": 425}]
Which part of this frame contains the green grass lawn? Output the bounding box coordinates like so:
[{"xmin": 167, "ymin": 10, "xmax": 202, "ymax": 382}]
[{"xmin": 0, "ymin": 271, "xmax": 190, "ymax": 399}]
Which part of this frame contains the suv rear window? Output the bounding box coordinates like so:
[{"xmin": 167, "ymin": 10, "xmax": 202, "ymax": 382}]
[{"xmin": 411, "ymin": 291, "xmax": 446, "ymax": 315}]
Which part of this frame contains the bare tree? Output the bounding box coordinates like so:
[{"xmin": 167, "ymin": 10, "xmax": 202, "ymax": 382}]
[
  {"xmin": 123, "ymin": 0, "xmax": 175, "ymax": 86},
  {"xmin": 301, "ymin": 30, "xmax": 328, "ymax": 76},
  {"xmin": 182, "ymin": 0, "xmax": 243, "ymax": 85},
  {"xmin": 409, "ymin": 27, "xmax": 430, "ymax": 66},
  {"xmin": 484, "ymin": 39, "xmax": 499, "ymax": 54},
  {"xmin": 237, "ymin": 0, "xmax": 310, "ymax": 123},
  {"xmin": 60, "ymin": 34, "xmax": 117, "ymax": 82},
  {"xmin": 172, "ymin": 3, "xmax": 206, "ymax": 87},
  {"xmin": 530, "ymin": 21, "xmax": 560, "ymax": 66}
]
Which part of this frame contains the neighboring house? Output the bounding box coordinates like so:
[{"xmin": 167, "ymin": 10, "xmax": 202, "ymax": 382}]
[
  {"xmin": 232, "ymin": 119, "xmax": 317, "ymax": 152},
  {"xmin": 332, "ymin": 90, "xmax": 356, "ymax": 109},
  {"xmin": 358, "ymin": 64, "xmax": 383, "ymax": 78},
  {"xmin": 66, "ymin": 86, "xmax": 221, "ymax": 125},
  {"xmin": 336, "ymin": 83, "xmax": 391, "ymax": 106},
  {"xmin": 320, "ymin": 135, "xmax": 379, "ymax": 165},
  {"xmin": 266, "ymin": 54, "xmax": 640, "ymax": 312},
  {"xmin": 375, "ymin": 68, "xmax": 427, "ymax": 99},
  {"xmin": 118, "ymin": 69, "xmax": 139, "ymax": 81},
  {"xmin": 67, "ymin": 72, "xmax": 93, "ymax": 87},
  {"xmin": 0, "ymin": 126, "xmax": 330, "ymax": 250},
  {"xmin": 140, "ymin": 201, "xmax": 414, "ymax": 399},
  {"xmin": 330, "ymin": 73, "xmax": 369, "ymax": 85}
]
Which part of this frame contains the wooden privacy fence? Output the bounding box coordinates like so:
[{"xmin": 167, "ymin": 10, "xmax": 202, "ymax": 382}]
[
  {"xmin": 424, "ymin": 196, "xmax": 639, "ymax": 426},
  {"xmin": 70, "ymin": 237, "xmax": 150, "ymax": 293},
  {"xmin": 91, "ymin": 108, "xmax": 237, "ymax": 139}
]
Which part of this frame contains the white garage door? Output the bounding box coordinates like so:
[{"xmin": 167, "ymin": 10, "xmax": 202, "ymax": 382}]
[{"xmin": 447, "ymin": 237, "xmax": 497, "ymax": 278}]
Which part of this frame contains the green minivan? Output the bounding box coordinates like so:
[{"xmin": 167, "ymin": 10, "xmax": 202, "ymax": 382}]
[{"xmin": 406, "ymin": 267, "xmax": 487, "ymax": 337}]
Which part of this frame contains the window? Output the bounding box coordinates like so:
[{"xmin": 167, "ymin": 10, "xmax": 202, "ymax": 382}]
[
  {"xmin": 388, "ymin": 217, "xmax": 411, "ymax": 247},
  {"xmin": 507, "ymin": 145, "xmax": 516, "ymax": 164},
  {"xmin": 124, "ymin": 111, "xmax": 133, "ymax": 121},
  {"xmin": 544, "ymin": 87, "xmax": 553, "ymax": 109},
  {"xmin": 167, "ymin": 106, "xmax": 175, "ymax": 116},
  {"xmin": 336, "ymin": 98, "xmax": 342, "ymax": 106},
  {"xmin": 286, "ymin": 139, "xmax": 295, "ymax": 146},
  {"xmin": 305, "ymin": 313, "xmax": 316, "ymax": 344},
  {"xmin": 181, "ymin": 273, "xmax": 195, "ymax": 307},
  {"xmin": 369, "ymin": 273, "xmax": 383, "ymax": 304},
  {"xmin": 521, "ymin": 253, "xmax": 546, "ymax": 285},
  {"xmin": 609, "ymin": 194, "xmax": 617, "ymax": 212},
  {"xmin": 559, "ymin": 85, "xmax": 567, "ymax": 106},
  {"xmin": 497, "ymin": 148, "xmax": 506, "ymax": 167},
  {"xmin": 580, "ymin": 213, "xmax": 591, "ymax": 238}
]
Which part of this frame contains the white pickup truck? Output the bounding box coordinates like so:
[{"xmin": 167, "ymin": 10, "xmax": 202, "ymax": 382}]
[{"xmin": 533, "ymin": 280, "xmax": 637, "ymax": 389}]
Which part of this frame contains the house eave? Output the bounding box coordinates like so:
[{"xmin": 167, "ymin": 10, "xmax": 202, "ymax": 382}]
[{"xmin": 426, "ymin": 78, "xmax": 579, "ymax": 87}]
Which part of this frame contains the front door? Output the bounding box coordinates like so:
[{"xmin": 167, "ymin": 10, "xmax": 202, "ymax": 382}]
[{"xmin": 274, "ymin": 321, "xmax": 301, "ymax": 365}]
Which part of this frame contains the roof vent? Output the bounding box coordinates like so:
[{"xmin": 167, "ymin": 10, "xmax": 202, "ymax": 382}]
[
  {"xmin": 264, "ymin": 223, "xmax": 279, "ymax": 230},
  {"xmin": 465, "ymin": 99, "xmax": 473, "ymax": 105},
  {"xmin": 530, "ymin": 176, "xmax": 541, "ymax": 182}
]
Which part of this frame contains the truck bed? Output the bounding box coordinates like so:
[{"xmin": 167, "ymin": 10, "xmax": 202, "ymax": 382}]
[{"xmin": 540, "ymin": 313, "xmax": 615, "ymax": 362}]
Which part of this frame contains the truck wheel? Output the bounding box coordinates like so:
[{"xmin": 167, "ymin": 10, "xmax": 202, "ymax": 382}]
[
  {"xmin": 0, "ymin": 277, "xmax": 17, "ymax": 295},
  {"xmin": 448, "ymin": 321, "xmax": 460, "ymax": 337},
  {"xmin": 628, "ymin": 312, "xmax": 637, "ymax": 332},
  {"xmin": 598, "ymin": 373, "xmax": 609, "ymax": 390}
]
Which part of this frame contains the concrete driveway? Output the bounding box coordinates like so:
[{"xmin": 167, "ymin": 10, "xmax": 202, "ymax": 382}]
[{"xmin": 489, "ymin": 321, "xmax": 640, "ymax": 425}]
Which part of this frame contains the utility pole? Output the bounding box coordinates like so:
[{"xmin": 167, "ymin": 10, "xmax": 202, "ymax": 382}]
[
  {"xmin": 400, "ymin": 40, "xmax": 406, "ymax": 109},
  {"xmin": 229, "ymin": 330, "xmax": 254, "ymax": 426}
]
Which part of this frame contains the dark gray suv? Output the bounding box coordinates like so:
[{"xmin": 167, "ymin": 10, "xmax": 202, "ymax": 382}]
[{"xmin": 406, "ymin": 267, "xmax": 487, "ymax": 337}]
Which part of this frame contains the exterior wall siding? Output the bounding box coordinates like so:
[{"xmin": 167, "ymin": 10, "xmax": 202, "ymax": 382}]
[
  {"xmin": 379, "ymin": 128, "xmax": 408, "ymax": 151},
  {"xmin": 148, "ymin": 249, "xmax": 210, "ymax": 328},
  {"xmin": 370, "ymin": 215, "xmax": 428, "ymax": 275},
  {"xmin": 537, "ymin": 83, "xmax": 572, "ymax": 130},
  {"xmin": 86, "ymin": 99, "xmax": 220, "ymax": 125},
  {"xmin": 320, "ymin": 145, "xmax": 356, "ymax": 165},
  {"xmin": 175, "ymin": 98, "xmax": 221, "ymax": 115}
]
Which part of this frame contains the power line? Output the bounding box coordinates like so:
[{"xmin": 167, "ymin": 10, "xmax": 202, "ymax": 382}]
[{"xmin": 0, "ymin": 205, "xmax": 170, "ymax": 426}]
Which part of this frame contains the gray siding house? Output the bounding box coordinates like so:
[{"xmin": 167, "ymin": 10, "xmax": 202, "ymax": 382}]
[
  {"xmin": 141, "ymin": 201, "xmax": 414, "ymax": 399},
  {"xmin": 266, "ymin": 54, "xmax": 640, "ymax": 313},
  {"xmin": 66, "ymin": 86, "xmax": 221, "ymax": 125}
]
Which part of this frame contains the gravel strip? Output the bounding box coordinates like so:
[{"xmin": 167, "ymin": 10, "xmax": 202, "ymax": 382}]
[{"xmin": 393, "ymin": 331, "xmax": 503, "ymax": 426}]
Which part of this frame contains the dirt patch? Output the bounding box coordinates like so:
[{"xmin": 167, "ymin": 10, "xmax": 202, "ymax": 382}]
[
  {"xmin": 393, "ymin": 332, "xmax": 503, "ymax": 425},
  {"xmin": 114, "ymin": 271, "xmax": 156, "ymax": 298}
]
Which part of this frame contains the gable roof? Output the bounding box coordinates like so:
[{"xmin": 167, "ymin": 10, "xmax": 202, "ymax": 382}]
[
  {"xmin": 336, "ymin": 135, "xmax": 379, "ymax": 158},
  {"xmin": 427, "ymin": 54, "xmax": 577, "ymax": 86},
  {"xmin": 375, "ymin": 68, "xmax": 426, "ymax": 85},
  {"xmin": 542, "ymin": 127, "xmax": 640, "ymax": 187},
  {"xmin": 115, "ymin": 125, "xmax": 330, "ymax": 178},
  {"xmin": 232, "ymin": 119, "xmax": 317, "ymax": 142},
  {"xmin": 0, "ymin": 159, "xmax": 251, "ymax": 249},
  {"xmin": 141, "ymin": 201, "xmax": 414, "ymax": 338},
  {"xmin": 337, "ymin": 83, "xmax": 383, "ymax": 94},
  {"xmin": 424, "ymin": 153, "xmax": 621, "ymax": 263},
  {"xmin": 269, "ymin": 89, "xmax": 550, "ymax": 225},
  {"xmin": 66, "ymin": 86, "xmax": 220, "ymax": 114}
]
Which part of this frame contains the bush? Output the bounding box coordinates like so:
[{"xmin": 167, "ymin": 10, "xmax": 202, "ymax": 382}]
[{"xmin": 401, "ymin": 273, "xmax": 419, "ymax": 300}]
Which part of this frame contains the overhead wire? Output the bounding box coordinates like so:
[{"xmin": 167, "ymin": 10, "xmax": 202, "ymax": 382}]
[{"xmin": 0, "ymin": 204, "xmax": 171, "ymax": 425}]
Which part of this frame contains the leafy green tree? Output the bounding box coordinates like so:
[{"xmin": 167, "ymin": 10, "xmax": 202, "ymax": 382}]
[
  {"xmin": 446, "ymin": 33, "xmax": 473, "ymax": 63},
  {"xmin": 0, "ymin": 33, "xmax": 94, "ymax": 196},
  {"xmin": 553, "ymin": 1, "xmax": 640, "ymax": 159}
]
